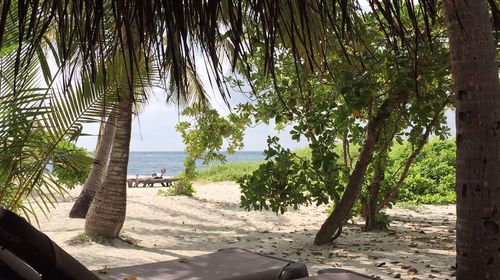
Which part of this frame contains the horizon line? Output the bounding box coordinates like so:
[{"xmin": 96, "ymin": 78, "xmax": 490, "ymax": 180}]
[{"xmin": 129, "ymin": 150, "xmax": 265, "ymax": 152}]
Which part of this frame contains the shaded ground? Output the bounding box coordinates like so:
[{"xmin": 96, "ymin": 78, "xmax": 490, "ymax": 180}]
[{"xmin": 38, "ymin": 181, "xmax": 456, "ymax": 279}]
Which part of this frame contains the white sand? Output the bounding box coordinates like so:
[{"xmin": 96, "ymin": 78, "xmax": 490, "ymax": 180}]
[{"xmin": 37, "ymin": 181, "xmax": 456, "ymax": 279}]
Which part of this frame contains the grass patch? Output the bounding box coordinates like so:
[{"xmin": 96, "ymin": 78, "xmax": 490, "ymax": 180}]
[
  {"xmin": 194, "ymin": 161, "xmax": 263, "ymax": 182},
  {"xmin": 68, "ymin": 232, "xmax": 108, "ymax": 246},
  {"xmin": 68, "ymin": 232, "xmax": 141, "ymax": 247}
]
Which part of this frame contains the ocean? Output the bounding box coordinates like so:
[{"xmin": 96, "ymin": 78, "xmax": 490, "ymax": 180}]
[{"xmin": 128, "ymin": 151, "xmax": 265, "ymax": 176}]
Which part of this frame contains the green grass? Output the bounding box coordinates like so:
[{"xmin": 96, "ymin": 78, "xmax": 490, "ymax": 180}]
[
  {"xmin": 68, "ymin": 232, "xmax": 108, "ymax": 246},
  {"xmin": 68, "ymin": 232, "xmax": 141, "ymax": 247},
  {"xmin": 194, "ymin": 161, "xmax": 263, "ymax": 182}
]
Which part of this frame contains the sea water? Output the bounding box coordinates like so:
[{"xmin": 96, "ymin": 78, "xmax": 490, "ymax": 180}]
[{"xmin": 128, "ymin": 151, "xmax": 264, "ymax": 176}]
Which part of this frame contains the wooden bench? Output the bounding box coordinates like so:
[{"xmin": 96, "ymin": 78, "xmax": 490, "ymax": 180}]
[{"xmin": 127, "ymin": 177, "xmax": 178, "ymax": 188}]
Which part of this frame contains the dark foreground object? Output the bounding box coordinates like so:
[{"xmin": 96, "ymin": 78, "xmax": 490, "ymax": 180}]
[
  {"xmin": 96, "ymin": 248, "xmax": 307, "ymax": 280},
  {"xmin": 0, "ymin": 208, "xmax": 375, "ymax": 280},
  {"xmin": 297, "ymin": 269, "xmax": 376, "ymax": 280},
  {"xmin": 0, "ymin": 209, "xmax": 307, "ymax": 280}
]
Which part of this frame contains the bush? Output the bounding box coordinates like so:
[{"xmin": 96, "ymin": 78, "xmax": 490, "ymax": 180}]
[
  {"xmin": 52, "ymin": 140, "xmax": 92, "ymax": 189},
  {"xmin": 392, "ymin": 138, "xmax": 456, "ymax": 204},
  {"xmin": 194, "ymin": 161, "xmax": 263, "ymax": 182}
]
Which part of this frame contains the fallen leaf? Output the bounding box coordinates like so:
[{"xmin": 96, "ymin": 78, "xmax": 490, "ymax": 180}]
[
  {"xmin": 123, "ymin": 276, "xmax": 137, "ymax": 280},
  {"xmin": 98, "ymin": 266, "xmax": 110, "ymax": 274}
]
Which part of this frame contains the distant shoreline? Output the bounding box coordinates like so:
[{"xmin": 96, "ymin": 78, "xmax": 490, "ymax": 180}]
[
  {"xmin": 128, "ymin": 150, "xmax": 265, "ymax": 153},
  {"xmin": 127, "ymin": 151, "xmax": 265, "ymax": 177}
]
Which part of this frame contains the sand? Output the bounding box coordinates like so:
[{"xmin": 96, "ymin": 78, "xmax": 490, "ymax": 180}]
[{"xmin": 37, "ymin": 181, "xmax": 456, "ymax": 279}]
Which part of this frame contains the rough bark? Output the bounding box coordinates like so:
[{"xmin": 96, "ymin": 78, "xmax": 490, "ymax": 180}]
[
  {"xmin": 443, "ymin": 1, "xmax": 500, "ymax": 279},
  {"xmin": 85, "ymin": 93, "xmax": 132, "ymax": 238},
  {"xmin": 314, "ymin": 92, "xmax": 408, "ymax": 245},
  {"xmin": 69, "ymin": 112, "xmax": 116, "ymax": 218}
]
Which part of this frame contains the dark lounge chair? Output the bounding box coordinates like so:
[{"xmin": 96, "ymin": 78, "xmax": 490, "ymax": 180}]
[{"xmin": 0, "ymin": 208, "xmax": 308, "ymax": 280}]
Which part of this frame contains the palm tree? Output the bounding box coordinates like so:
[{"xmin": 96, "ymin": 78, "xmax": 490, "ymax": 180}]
[
  {"xmin": 443, "ymin": 0, "xmax": 500, "ymax": 278},
  {"xmin": 69, "ymin": 111, "xmax": 116, "ymax": 218},
  {"xmin": 0, "ymin": 4, "xmax": 117, "ymax": 219},
  {"xmin": 84, "ymin": 87, "xmax": 132, "ymax": 237}
]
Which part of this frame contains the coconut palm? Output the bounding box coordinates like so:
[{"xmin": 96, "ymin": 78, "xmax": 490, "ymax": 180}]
[
  {"xmin": 69, "ymin": 111, "xmax": 116, "ymax": 218},
  {"xmin": 0, "ymin": 4, "xmax": 119, "ymax": 220},
  {"xmin": 443, "ymin": 1, "xmax": 500, "ymax": 278},
  {"xmin": 83, "ymin": 14, "xmax": 209, "ymax": 236},
  {"xmin": 84, "ymin": 83, "xmax": 133, "ymax": 237}
]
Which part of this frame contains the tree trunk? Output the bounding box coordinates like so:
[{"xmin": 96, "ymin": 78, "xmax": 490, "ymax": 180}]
[
  {"xmin": 443, "ymin": 1, "xmax": 500, "ymax": 279},
  {"xmin": 365, "ymin": 152, "xmax": 386, "ymax": 231},
  {"xmin": 69, "ymin": 112, "xmax": 116, "ymax": 218},
  {"xmin": 314, "ymin": 92, "xmax": 408, "ymax": 245},
  {"xmin": 84, "ymin": 92, "xmax": 132, "ymax": 238},
  {"xmin": 376, "ymin": 101, "xmax": 447, "ymax": 212}
]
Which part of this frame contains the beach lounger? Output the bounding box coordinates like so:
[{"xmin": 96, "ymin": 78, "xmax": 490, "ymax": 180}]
[
  {"xmin": 298, "ymin": 269, "xmax": 376, "ymax": 280},
  {"xmin": 0, "ymin": 208, "xmax": 308, "ymax": 280},
  {"xmin": 127, "ymin": 177, "xmax": 178, "ymax": 188},
  {"xmin": 96, "ymin": 248, "xmax": 308, "ymax": 280}
]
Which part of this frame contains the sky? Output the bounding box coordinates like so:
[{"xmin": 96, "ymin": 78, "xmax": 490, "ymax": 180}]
[
  {"xmin": 77, "ymin": 99, "xmax": 309, "ymax": 152},
  {"xmin": 76, "ymin": 80, "xmax": 313, "ymax": 152},
  {"xmin": 76, "ymin": 91, "xmax": 456, "ymax": 152},
  {"xmin": 76, "ymin": 49, "xmax": 312, "ymax": 152}
]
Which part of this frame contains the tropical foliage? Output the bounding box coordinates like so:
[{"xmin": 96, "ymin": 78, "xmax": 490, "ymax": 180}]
[
  {"xmin": 194, "ymin": 161, "xmax": 262, "ymax": 182},
  {"xmin": 0, "ymin": 6, "xmax": 117, "ymax": 217},
  {"xmin": 391, "ymin": 139, "xmax": 456, "ymax": 205},
  {"xmin": 52, "ymin": 141, "xmax": 92, "ymax": 190},
  {"xmin": 172, "ymin": 105, "xmax": 249, "ymax": 196},
  {"xmin": 232, "ymin": 8, "xmax": 451, "ymax": 237}
]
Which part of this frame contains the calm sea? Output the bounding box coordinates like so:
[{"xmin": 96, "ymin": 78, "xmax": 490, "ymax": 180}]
[{"xmin": 128, "ymin": 151, "xmax": 264, "ymax": 176}]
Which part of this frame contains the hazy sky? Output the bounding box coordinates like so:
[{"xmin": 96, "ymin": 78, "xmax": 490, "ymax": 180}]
[
  {"xmin": 76, "ymin": 92, "xmax": 456, "ymax": 152},
  {"xmin": 76, "ymin": 89, "xmax": 312, "ymax": 152}
]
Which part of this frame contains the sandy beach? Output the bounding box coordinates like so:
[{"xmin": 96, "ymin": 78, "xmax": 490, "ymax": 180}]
[{"xmin": 37, "ymin": 181, "xmax": 456, "ymax": 279}]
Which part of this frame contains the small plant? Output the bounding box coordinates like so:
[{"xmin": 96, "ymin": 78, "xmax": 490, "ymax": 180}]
[
  {"xmin": 52, "ymin": 140, "xmax": 92, "ymax": 189},
  {"xmin": 195, "ymin": 161, "xmax": 262, "ymax": 182},
  {"xmin": 157, "ymin": 173, "xmax": 196, "ymax": 197},
  {"xmin": 67, "ymin": 232, "xmax": 107, "ymax": 246},
  {"xmin": 68, "ymin": 232, "xmax": 141, "ymax": 247}
]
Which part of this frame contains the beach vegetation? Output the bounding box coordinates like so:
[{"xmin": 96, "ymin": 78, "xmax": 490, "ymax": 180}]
[
  {"xmin": 232, "ymin": 10, "xmax": 451, "ymax": 240},
  {"xmin": 194, "ymin": 161, "xmax": 262, "ymax": 182},
  {"xmin": 52, "ymin": 140, "xmax": 93, "ymax": 190},
  {"xmin": 174, "ymin": 105, "xmax": 249, "ymax": 195},
  {"xmin": 195, "ymin": 139, "xmax": 456, "ymax": 208}
]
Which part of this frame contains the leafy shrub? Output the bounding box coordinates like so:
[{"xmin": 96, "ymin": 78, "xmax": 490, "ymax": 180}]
[
  {"xmin": 194, "ymin": 161, "xmax": 262, "ymax": 182},
  {"xmin": 158, "ymin": 172, "xmax": 196, "ymax": 197},
  {"xmin": 239, "ymin": 137, "xmax": 339, "ymax": 214},
  {"xmin": 390, "ymin": 138, "xmax": 456, "ymax": 204},
  {"xmin": 51, "ymin": 140, "xmax": 92, "ymax": 189}
]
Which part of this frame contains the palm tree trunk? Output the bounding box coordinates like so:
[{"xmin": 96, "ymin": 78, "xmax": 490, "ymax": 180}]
[
  {"xmin": 69, "ymin": 112, "xmax": 116, "ymax": 218},
  {"xmin": 443, "ymin": 1, "xmax": 500, "ymax": 278},
  {"xmin": 314, "ymin": 91, "xmax": 408, "ymax": 245},
  {"xmin": 84, "ymin": 92, "xmax": 132, "ymax": 238}
]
